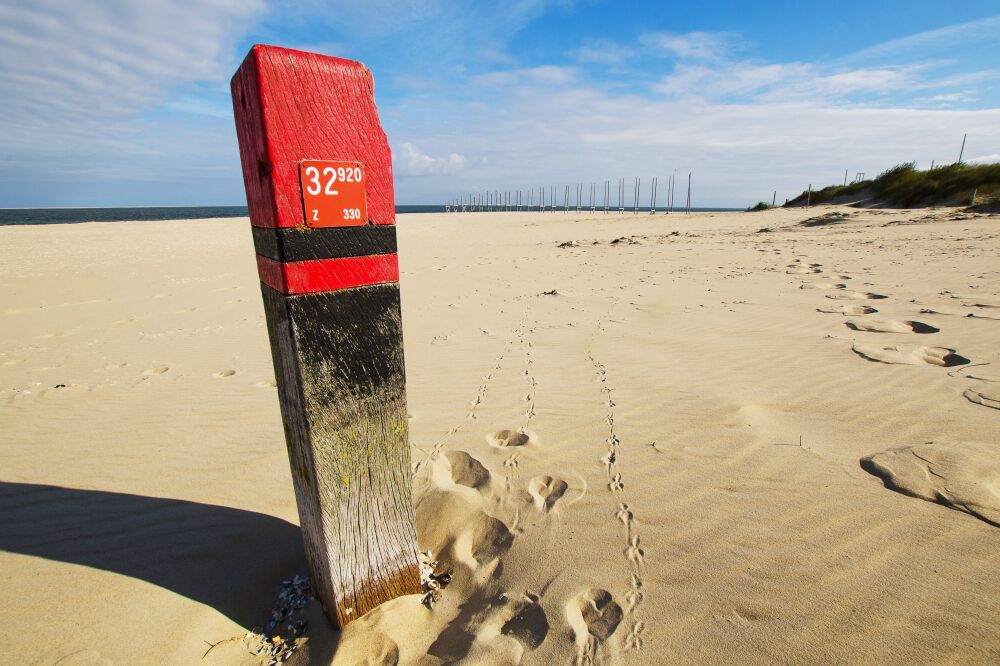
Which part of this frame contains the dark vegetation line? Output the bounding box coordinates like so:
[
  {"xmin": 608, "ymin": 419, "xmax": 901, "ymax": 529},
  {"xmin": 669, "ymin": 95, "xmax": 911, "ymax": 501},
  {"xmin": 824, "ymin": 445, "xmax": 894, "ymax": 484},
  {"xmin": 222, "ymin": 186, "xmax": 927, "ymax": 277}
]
[{"xmin": 747, "ymin": 162, "xmax": 1000, "ymax": 211}]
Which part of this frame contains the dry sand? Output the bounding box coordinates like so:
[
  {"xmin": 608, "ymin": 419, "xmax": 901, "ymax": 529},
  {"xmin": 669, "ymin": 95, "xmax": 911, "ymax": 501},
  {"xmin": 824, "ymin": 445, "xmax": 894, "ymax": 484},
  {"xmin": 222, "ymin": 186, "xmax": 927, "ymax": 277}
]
[{"xmin": 2, "ymin": 205, "xmax": 999, "ymax": 665}]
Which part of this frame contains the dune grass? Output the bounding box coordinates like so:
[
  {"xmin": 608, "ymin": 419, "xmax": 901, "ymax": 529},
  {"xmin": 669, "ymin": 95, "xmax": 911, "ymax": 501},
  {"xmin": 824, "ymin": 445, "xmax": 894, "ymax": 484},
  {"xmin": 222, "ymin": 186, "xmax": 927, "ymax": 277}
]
[
  {"xmin": 784, "ymin": 162, "xmax": 1000, "ymax": 208},
  {"xmin": 784, "ymin": 179, "xmax": 871, "ymax": 207}
]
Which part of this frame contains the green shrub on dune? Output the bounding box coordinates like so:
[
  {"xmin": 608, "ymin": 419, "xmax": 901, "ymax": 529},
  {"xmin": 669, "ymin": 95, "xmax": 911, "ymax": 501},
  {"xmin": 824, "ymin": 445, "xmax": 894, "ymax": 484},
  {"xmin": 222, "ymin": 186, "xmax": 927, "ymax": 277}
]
[{"xmin": 783, "ymin": 161, "xmax": 1000, "ymax": 208}]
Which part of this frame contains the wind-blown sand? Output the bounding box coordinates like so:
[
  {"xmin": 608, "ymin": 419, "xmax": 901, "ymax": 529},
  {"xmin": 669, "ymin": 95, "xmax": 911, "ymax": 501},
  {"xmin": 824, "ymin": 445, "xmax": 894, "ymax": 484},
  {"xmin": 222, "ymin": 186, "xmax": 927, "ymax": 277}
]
[{"xmin": 2, "ymin": 205, "xmax": 999, "ymax": 664}]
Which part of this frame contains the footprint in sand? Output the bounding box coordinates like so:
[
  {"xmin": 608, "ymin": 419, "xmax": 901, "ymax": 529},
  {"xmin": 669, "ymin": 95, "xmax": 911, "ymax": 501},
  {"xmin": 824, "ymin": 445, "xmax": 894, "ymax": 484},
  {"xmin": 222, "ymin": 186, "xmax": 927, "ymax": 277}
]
[
  {"xmin": 625, "ymin": 535, "xmax": 645, "ymax": 566},
  {"xmin": 800, "ymin": 283, "xmax": 846, "ymax": 290},
  {"xmin": 851, "ymin": 343, "xmax": 969, "ymax": 367},
  {"xmin": 964, "ymin": 385, "xmax": 1000, "ymax": 410},
  {"xmin": 624, "ymin": 619, "xmax": 646, "ymax": 650},
  {"xmin": 142, "ymin": 365, "xmax": 168, "ymax": 376},
  {"xmin": 567, "ymin": 589, "xmax": 624, "ymax": 646},
  {"xmin": 497, "ymin": 592, "xmax": 549, "ymax": 651},
  {"xmin": 861, "ymin": 440, "xmax": 1000, "ymax": 526},
  {"xmin": 463, "ymin": 515, "xmax": 515, "ymax": 565},
  {"xmin": 418, "ymin": 452, "xmax": 514, "ymax": 570},
  {"xmin": 487, "ymin": 429, "xmax": 534, "ymax": 448},
  {"xmin": 816, "ymin": 305, "xmax": 878, "ymax": 315},
  {"xmin": 436, "ymin": 450, "xmax": 491, "ymax": 489},
  {"xmin": 845, "ymin": 319, "xmax": 939, "ymax": 334},
  {"xmin": 826, "ymin": 291, "xmax": 888, "ymax": 300},
  {"xmin": 212, "ymin": 369, "xmax": 237, "ymax": 378},
  {"xmin": 528, "ymin": 475, "xmax": 568, "ymax": 512},
  {"xmin": 786, "ymin": 267, "xmax": 821, "ymax": 275}
]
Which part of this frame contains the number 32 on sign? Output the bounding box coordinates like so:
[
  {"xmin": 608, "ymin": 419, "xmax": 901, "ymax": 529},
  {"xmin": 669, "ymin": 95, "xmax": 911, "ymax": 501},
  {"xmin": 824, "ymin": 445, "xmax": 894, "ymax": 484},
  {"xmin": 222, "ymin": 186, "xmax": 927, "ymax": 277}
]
[{"xmin": 299, "ymin": 160, "xmax": 368, "ymax": 228}]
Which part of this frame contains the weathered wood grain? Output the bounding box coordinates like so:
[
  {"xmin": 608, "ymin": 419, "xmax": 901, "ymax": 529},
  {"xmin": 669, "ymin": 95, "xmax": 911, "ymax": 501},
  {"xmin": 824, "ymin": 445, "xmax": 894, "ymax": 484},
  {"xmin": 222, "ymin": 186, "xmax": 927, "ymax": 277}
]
[{"xmin": 231, "ymin": 44, "xmax": 421, "ymax": 627}]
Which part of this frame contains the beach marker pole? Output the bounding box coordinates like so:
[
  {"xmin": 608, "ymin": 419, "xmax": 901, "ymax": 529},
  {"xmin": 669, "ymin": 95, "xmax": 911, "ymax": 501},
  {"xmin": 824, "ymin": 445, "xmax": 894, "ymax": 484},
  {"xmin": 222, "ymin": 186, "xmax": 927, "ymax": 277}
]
[
  {"xmin": 844, "ymin": 169, "xmax": 848, "ymax": 186},
  {"xmin": 772, "ymin": 190, "xmax": 777, "ymax": 207},
  {"xmin": 686, "ymin": 173, "xmax": 691, "ymax": 214},
  {"xmin": 231, "ymin": 45, "xmax": 421, "ymax": 627},
  {"xmin": 650, "ymin": 177, "xmax": 657, "ymax": 214},
  {"xmin": 604, "ymin": 180, "xmax": 609, "ymax": 214},
  {"xmin": 958, "ymin": 133, "xmax": 967, "ymax": 164},
  {"xmin": 807, "ymin": 184, "xmax": 812, "ymax": 208}
]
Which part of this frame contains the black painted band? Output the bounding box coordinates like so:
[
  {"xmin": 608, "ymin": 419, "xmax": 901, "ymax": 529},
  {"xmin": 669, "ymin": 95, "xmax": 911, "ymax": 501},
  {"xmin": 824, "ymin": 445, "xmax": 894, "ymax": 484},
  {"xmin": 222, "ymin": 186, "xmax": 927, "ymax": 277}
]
[{"xmin": 252, "ymin": 225, "xmax": 397, "ymax": 263}]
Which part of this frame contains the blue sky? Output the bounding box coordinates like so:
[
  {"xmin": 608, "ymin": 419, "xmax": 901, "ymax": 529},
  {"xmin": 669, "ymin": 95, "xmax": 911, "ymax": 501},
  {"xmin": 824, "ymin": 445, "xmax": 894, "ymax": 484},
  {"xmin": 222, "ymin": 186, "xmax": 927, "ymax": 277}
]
[{"xmin": 1, "ymin": 0, "xmax": 998, "ymax": 208}]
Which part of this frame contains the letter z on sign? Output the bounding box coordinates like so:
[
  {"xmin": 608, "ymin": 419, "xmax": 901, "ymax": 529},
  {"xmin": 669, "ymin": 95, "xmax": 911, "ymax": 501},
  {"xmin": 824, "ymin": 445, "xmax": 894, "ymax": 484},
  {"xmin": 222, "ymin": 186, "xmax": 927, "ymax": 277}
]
[{"xmin": 299, "ymin": 160, "xmax": 368, "ymax": 227}]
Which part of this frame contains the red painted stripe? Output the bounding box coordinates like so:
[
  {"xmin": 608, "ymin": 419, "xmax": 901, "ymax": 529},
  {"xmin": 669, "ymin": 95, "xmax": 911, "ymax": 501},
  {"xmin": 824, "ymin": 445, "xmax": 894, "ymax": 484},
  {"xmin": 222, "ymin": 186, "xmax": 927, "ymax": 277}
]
[{"xmin": 256, "ymin": 254, "xmax": 399, "ymax": 295}]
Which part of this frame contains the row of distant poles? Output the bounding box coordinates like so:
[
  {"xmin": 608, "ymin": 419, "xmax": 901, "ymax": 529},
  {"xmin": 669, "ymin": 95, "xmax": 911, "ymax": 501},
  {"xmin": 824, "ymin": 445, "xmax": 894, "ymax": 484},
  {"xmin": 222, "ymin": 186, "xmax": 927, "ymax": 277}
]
[{"xmin": 445, "ymin": 174, "xmax": 693, "ymax": 214}]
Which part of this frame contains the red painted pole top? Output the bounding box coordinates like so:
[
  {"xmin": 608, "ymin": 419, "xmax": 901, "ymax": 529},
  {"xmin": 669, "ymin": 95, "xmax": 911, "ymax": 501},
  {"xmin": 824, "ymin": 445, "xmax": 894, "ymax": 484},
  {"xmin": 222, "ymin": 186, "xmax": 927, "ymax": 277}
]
[{"xmin": 231, "ymin": 45, "xmax": 395, "ymax": 228}]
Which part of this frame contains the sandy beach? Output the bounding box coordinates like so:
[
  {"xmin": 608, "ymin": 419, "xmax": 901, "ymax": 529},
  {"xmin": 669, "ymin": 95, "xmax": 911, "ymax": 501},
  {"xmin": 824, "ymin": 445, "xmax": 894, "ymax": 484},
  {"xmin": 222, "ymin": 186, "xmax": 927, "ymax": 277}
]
[{"xmin": 2, "ymin": 206, "xmax": 999, "ymax": 665}]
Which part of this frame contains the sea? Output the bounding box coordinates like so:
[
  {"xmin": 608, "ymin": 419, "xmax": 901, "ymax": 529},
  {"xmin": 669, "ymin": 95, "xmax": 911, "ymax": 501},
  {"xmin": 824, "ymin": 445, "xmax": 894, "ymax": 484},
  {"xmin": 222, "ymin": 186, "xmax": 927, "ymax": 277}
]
[{"xmin": 0, "ymin": 205, "xmax": 737, "ymax": 225}]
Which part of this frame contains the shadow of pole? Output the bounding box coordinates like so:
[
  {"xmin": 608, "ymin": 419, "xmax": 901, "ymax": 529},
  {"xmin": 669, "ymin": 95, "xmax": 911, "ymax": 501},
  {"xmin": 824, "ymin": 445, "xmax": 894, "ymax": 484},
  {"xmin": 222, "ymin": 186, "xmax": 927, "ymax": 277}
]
[{"xmin": 0, "ymin": 481, "xmax": 307, "ymax": 628}]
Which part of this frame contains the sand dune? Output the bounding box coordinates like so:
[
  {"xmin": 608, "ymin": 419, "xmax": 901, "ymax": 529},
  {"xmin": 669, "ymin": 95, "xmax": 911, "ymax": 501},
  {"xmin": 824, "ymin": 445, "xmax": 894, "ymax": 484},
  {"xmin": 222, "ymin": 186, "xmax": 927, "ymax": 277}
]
[{"xmin": 2, "ymin": 205, "xmax": 999, "ymax": 664}]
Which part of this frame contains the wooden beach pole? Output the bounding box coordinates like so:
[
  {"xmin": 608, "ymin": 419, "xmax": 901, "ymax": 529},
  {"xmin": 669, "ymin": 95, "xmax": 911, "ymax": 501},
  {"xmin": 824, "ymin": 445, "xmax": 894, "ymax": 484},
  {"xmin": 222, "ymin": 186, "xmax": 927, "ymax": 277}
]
[
  {"xmin": 686, "ymin": 172, "xmax": 691, "ymax": 214},
  {"xmin": 231, "ymin": 45, "xmax": 421, "ymax": 627}
]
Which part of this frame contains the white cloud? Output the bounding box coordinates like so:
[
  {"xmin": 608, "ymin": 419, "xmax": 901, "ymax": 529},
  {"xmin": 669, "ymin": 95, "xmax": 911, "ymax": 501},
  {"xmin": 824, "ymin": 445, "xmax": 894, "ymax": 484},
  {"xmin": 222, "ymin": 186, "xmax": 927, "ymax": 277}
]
[
  {"xmin": 394, "ymin": 143, "xmax": 466, "ymax": 177},
  {"xmin": 967, "ymin": 154, "xmax": 1000, "ymax": 165},
  {"xmin": 388, "ymin": 69, "xmax": 1000, "ymax": 206},
  {"xmin": 846, "ymin": 14, "xmax": 1000, "ymax": 64},
  {"xmin": 919, "ymin": 92, "xmax": 978, "ymax": 104},
  {"xmin": 0, "ymin": 0, "xmax": 263, "ymax": 152},
  {"xmin": 655, "ymin": 62, "xmax": 812, "ymax": 97},
  {"xmin": 0, "ymin": 0, "xmax": 264, "ymax": 206},
  {"xmin": 640, "ymin": 31, "xmax": 734, "ymax": 60},
  {"xmin": 570, "ymin": 40, "xmax": 636, "ymax": 66},
  {"xmin": 654, "ymin": 58, "xmax": 972, "ymax": 104}
]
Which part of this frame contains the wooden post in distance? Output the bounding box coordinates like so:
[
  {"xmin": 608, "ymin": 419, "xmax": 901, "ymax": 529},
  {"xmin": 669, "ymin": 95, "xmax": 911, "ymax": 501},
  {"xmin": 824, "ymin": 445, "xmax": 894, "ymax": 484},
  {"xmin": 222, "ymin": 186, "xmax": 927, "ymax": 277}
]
[{"xmin": 231, "ymin": 45, "xmax": 422, "ymax": 628}]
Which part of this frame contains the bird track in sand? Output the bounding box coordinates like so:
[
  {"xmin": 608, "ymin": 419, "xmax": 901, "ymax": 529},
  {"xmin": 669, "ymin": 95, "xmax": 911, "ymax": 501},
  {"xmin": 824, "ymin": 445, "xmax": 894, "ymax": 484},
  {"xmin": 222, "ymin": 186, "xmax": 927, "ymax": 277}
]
[{"xmin": 582, "ymin": 304, "xmax": 645, "ymax": 660}]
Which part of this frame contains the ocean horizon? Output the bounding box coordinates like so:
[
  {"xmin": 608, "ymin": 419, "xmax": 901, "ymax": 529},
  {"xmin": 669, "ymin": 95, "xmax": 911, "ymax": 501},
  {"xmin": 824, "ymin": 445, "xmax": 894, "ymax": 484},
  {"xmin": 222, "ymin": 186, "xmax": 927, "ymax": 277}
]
[{"xmin": 0, "ymin": 205, "xmax": 742, "ymax": 225}]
